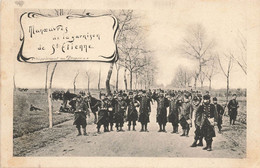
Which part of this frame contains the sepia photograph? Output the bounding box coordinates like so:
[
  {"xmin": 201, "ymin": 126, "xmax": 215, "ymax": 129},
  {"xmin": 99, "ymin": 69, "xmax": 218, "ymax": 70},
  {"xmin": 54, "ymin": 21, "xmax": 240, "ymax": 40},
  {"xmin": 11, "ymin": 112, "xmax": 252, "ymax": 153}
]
[{"xmin": 1, "ymin": 0, "xmax": 260, "ymax": 167}]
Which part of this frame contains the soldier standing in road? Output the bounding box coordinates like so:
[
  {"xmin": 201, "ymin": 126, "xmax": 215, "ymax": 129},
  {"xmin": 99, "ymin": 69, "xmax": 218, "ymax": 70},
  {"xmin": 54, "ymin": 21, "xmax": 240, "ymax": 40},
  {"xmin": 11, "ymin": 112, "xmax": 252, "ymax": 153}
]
[
  {"xmin": 96, "ymin": 93, "xmax": 109, "ymax": 133},
  {"xmin": 228, "ymin": 94, "xmax": 239, "ymax": 125},
  {"xmin": 168, "ymin": 92, "xmax": 180, "ymax": 133},
  {"xmin": 107, "ymin": 93, "xmax": 116, "ymax": 131},
  {"xmin": 196, "ymin": 95, "xmax": 218, "ymax": 151},
  {"xmin": 153, "ymin": 90, "xmax": 169, "ymax": 132},
  {"xmin": 179, "ymin": 93, "xmax": 193, "ymax": 137},
  {"xmin": 114, "ymin": 94, "xmax": 127, "ymax": 132},
  {"xmin": 71, "ymin": 94, "xmax": 88, "ymax": 136},
  {"xmin": 126, "ymin": 92, "xmax": 139, "ymax": 131},
  {"xmin": 191, "ymin": 96, "xmax": 203, "ymax": 147},
  {"xmin": 213, "ymin": 97, "xmax": 224, "ymax": 133},
  {"xmin": 136, "ymin": 90, "xmax": 152, "ymax": 132}
]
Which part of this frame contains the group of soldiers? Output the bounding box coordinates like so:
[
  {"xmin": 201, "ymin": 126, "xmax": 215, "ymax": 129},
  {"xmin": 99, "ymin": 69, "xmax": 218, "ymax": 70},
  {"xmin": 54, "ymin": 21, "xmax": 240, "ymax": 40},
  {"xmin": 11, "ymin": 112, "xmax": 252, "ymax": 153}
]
[{"xmin": 67, "ymin": 89, "xmax": 239, "ymax": 152}]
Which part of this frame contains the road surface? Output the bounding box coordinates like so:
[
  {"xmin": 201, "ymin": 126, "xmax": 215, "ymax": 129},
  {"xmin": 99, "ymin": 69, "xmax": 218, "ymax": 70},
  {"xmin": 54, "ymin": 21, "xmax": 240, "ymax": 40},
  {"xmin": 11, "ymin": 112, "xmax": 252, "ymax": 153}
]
[{"xmin": 24, "ymin": 104, "xmax": 246, "ymax": 158}]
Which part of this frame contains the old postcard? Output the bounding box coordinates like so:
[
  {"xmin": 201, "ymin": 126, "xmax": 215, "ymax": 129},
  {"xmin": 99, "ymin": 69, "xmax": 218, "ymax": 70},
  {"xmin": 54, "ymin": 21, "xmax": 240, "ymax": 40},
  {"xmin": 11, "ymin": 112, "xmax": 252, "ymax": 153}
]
[{"xmin": 1, "ymin": 0, "xmax": 260, "ymax": 167}]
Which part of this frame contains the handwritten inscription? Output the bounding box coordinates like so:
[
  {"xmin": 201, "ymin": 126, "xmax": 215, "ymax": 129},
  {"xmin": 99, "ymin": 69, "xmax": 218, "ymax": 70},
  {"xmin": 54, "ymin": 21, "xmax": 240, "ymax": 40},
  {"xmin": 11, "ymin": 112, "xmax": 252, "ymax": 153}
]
[{"xmin": 18, "ymin": 12, "xmax": 118, "ymax": 63}]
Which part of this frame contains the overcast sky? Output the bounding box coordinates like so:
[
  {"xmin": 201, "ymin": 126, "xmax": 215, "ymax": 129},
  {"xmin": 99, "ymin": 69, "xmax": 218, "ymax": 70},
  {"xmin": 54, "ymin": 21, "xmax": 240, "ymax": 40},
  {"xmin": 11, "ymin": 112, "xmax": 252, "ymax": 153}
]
[{"xmin": 14, "ymin": 1, "xmax": 248, "ymax": 90}]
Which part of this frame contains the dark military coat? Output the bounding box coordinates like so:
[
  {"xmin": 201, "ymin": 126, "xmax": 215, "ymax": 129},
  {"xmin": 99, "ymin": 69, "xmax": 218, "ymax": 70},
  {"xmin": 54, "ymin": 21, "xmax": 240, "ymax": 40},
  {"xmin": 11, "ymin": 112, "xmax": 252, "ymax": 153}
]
[
  {"xmin": 136, "ymin": 96, "xmax": 151, "ymax": 123},
  {"xmin": 228, "ymin": 99, "xmax": 239, "ymax": 119},
  {"xmin": 197, "ymin": 103, "xmax": 218, "ymax": 139},
  {"xmin": 126, "ymin": 98, "xmax": 139, "ymax": 121},
  {"xmin": 168, "ymin": 98, "xmax": 179, "ymax": 125},
  {"xmin": 114, "ymin": 99, "xmax": 127, "ymax": 123},
  {"xmin": 154, "ymin": 96, "xmax": 169, "ymax": 124}
]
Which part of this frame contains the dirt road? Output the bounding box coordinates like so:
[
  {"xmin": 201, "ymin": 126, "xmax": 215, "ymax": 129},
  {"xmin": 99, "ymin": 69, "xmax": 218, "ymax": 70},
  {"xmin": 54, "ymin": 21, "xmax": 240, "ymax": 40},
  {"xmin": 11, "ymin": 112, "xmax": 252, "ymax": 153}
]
[{"xmin": 23, "ymin": 104, "xmax": 246, "ymax": 158}]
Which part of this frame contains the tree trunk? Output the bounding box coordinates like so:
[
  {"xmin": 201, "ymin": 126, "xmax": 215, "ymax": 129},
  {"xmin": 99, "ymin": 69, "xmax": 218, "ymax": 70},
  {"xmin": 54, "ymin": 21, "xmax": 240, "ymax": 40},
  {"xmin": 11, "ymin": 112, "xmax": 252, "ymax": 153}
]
[
  {"xmin": 98, "ymin": 68, "xmax": 101, "ymax": 90},
  {"xmin": 116, "ymin": 68, "xmax": 119, "ymax": 91},
  {"xmin": 88, "ymin": 78, "xmax": 90, "ymax": 93},
  {"xmin": 226, "ymin": 76, "xmax": 229, "ymax": 107},
  {"xmin": 201, "ymin": 80, "xmax": 204, "ymax": 89},
  {"xmin": 48, "ymin": 63, "xmax": 58, "ymax": 128},
  {"xmin": 194, "ymin": 78, "xmax": 197, "ymax": 90},
  {"xmin": 106, "ymin": 62, "xmax": 114, "ymax": 94},
  {"xmin": 73, "ymin": 72, "xmax": 79, "ymax": 93},
  {"xmin": 135, "ymin": 73, "xmax": 138, "ymax": 90},
  {"xmin": 45, "ymin": 63, "xmax": 50, "ymax": 93},
  {"xmin": 209, "ymin": 78, "xmax": 212, "ymax": 91},
  {"xmin": 124, "ymin": 67, "xmax": 128, "ymax": 91},
  {"xmin": 130, "ymin": 70, "xmax": 133, "ymax": 90}
]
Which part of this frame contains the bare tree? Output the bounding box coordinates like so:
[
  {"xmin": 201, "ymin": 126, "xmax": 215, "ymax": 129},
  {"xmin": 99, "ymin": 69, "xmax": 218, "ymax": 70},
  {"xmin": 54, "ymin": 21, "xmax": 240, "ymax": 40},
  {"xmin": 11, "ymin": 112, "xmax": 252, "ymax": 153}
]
[
  {"xmin": 171, "ymin": 65, "xmax": 193, "ymax": 88},
  {"xmin": 45, "ymin": 63, "xmax": 50, "ymax": 93},
  {"xmin": 115, "ymin": 62, "xmax": 120, "ymax": 91},
  {"xmin": 217, "ymin": 53, "xmax": 233, "ymax": 107},
  {"xmin": 180, "ymin": 24, "xmax": 215, "ymax": 89},
  {"xmin": 48, "ymin": 63, "xmax": 58, "ymax": 128},
  {"xmin": 98, "ymin": 68, "xmax": 101, "ymax": 90},
  {"xmin": 105, "ymin": 10, "xmax": 136, "ymax": 93},
  {"xmin": 86, "ymin": 70, "xmax": 92, "ymax": 93},
  {"xmin": 230, "ymin": 30, "xmax": 247, "ymax": 75},
  {"xmin": 192, "ymin": 70, "xmax": 200, "ymax": 89},
  {"xmin": 204, "ymin": 56, "xmax": 218, "ymax": 91},
  {"xmin": 73, "ymin": 71, "xmax": 79, "ymax": 93}
]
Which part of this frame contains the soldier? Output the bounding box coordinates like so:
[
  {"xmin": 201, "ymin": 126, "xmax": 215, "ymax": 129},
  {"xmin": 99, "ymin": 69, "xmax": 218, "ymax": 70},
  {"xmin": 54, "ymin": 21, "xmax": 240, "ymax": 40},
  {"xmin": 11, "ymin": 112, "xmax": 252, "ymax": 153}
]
[
  {"xmin": 168, "ymin": 92, "xmax": 180, "ymax": 133},
  {"xmin": 179, "ymin": 93, "xmax": 193, "ymax": 137},
  {"xmin": 70, "ymin": 94, "xmax": 88, "ymax": 136},
  {"xmin": 191, "ymin": 96, "xmax": 203, "ymax": 147},
  {"xmin": 114, "ymin": 94, "xmax": 127, "ymax": 132},
  {"xmin": 196, "ymin": 95, "xmax": 218, "ymax": 151},
  {"xmin": 96, "ymin": 93, "xmax": 109, "ymax": 133},
  {"xmin": 228, "ymin": 94, "xmax": 239, "ymax": 125},
  {"xmin": 153, "ymin": 90, "xmax": 169, "ymax": 132},
  {"xmin": 126, "ymin": 92, "xmax": 139, "ymax": 131},
  {"xmin": 107, "ymin": 93, "xmax": 116, "ymax": 131},
  {"xmin": 86, "ymin": 92, "xmax": 100, "ymax": 124},
  {"xmin": 136, "ymin": 90, "xmax": 152, "ymax": 132},
  {"xmin": 212, "ymin": 97, "xmax": 224, "ymax": 133}
]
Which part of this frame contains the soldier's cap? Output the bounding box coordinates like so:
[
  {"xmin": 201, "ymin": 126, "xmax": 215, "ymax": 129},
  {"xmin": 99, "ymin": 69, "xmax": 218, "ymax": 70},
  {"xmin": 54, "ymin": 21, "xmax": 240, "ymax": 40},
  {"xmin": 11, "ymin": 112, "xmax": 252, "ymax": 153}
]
[
  {"xmin": 160, "ymin": 90, "xmax": 164, "ymax": 93},
  {"xmin": 118, "ymin": 94, "xmax": 123, "ymax": 97},
  {"xmin": 193, "ymin": 96, "xmax": 200, "ymax": 101},
  {"xmin": 203, "ymin": 95, "xmax": 210, "ymax": 100},
  {"xmin": 107, "ymin": 93, "xmax": 112, "ymax": 97},
  {"xmin": 100, "ymin": 93, "xmax": 106, "ymax": 96},
  {"xmin": 76, "ymin": 94, "xmax": 82, "ymax": 98},
  {"xmin": 170, "ymin": 93, "xmax": 175, "ymax": 97},
  {"xmin": 142, "ymin": 90, "xmax": 146, "ymax": 93},
  {"xmin": 232, "ymin": 94, "xmax": 237, "ymax": 96},
  {"xmin": 123, "ymin": 93, "xmax": 128, "ymax": 97},
  {"xmin": 213, "ymin": 97, "xmax": 217, "ymax": 101},
  {"xmin": 129, "ymin": 92, "xmax": 133, "ymax": 95}
]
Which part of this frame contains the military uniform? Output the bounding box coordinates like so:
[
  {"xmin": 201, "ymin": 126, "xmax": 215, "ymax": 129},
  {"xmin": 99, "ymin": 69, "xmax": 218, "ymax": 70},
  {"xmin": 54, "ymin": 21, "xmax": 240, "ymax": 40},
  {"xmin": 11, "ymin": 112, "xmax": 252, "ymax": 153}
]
[
  {"xmin": 107, "ymin": 96, "xmax": 116, "ymax": 131},
  {"xmin": 96, "ymin": 98, "xmax": 108, "ymax": 133},
  {"xmin": 71, "ymin": 96, "xmax": 88, "ymax": 136},
  {"xmin": 114, "ymin": 97, "xmax": 127, "ymax": 131},
  {"xmin": 153, "ymin": 92, "xmax": 169, "ymax": 132},
  {"xmin": 168, "ymin": 95, "xmax": 180, "ymax": 133},
  {"xmin": 126, "ymin": 95, "xmax": 139, "ymax": 131},
  {"xmin": 179, "ymin": 97, "xmax": 193, "ymax": 136},
  {"xmin": 196, "ymin": 95, "xmax": 218, "ymax": 151},
  {"xmin": 213, "ymin": 97, "xmax": 224, "ymax": 132},
  {"xmin": 191, "ymin": 96, "xmax": 203, "ymax": 147},
  {"xmin": 136, "ymin": 92, "xmax": 151, "ymax": 132},
  {"xmin": 228, "ymin": 98, "xmax": 239, "ymax": 125}
]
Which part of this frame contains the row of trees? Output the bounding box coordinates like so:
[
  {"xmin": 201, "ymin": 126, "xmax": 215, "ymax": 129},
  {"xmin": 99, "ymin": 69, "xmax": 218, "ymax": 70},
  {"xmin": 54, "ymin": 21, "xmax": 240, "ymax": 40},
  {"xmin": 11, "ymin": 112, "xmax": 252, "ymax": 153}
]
[
  {"xmin": 106, "ymin": 10, "xmax": 157, "ymax": 93},
  {"xmin": 171, "ymin": 23, "xmax": 247, "ymax": 105}
]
